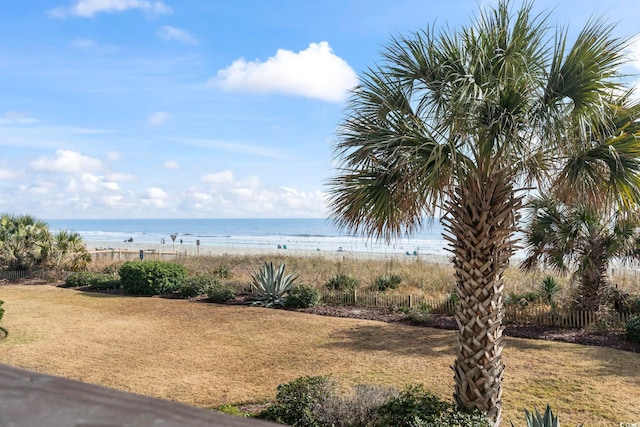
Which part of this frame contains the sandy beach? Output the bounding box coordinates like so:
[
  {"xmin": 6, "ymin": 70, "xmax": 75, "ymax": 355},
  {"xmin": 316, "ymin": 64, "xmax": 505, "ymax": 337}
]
[{"xmin": 86, "ymin": 240, "xmax": 453, "ymax": 264}]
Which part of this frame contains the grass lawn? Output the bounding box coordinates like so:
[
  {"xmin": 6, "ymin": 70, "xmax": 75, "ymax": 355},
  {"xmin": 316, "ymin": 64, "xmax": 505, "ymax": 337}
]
[{"xmin": 0, "ymin": 284, "xmax": 639, "ymax": 426}]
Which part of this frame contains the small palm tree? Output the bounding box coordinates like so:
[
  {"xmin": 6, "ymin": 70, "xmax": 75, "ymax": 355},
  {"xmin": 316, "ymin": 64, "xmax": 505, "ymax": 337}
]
[
  {"xmin": 48, "ymin": 230, "xmax": 92, "ymax": 272},
  {"xmin": 522, "ymin": 196, "xmax": 640, "ymax": 311},
  {"xmin": 0, "ymin": 214, "xmax": 51, "ymax": 271},
  {"xmin": 327, "ymin": 1, "xmax": 640, "ymax": 424}
]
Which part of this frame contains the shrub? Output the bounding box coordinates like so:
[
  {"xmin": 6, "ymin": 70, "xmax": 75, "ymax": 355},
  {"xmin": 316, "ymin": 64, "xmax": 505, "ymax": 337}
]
[
  {"xmin": 314, "ymin": 384, "xmax": 397, "ymax": 427},
  {"xmin": 217, "ymin": 404, "xmax": 246, "ymax": 417},
  {"xmin": 248, "ymin": 262, "xmax": 297, "ymax": 307},
  {"xmin": 539, "ymin": 276, "xmax": 561, "ymax": 305},
  {"xmin": 63, "ymin": 272, "xmax": 120, "ymax": 290},
  {"xmin": 119, "ymin": 261, "xmax": 187, "ymax": 295},
  {"xmin": 374, "ymin": 274, "xmax": 402, "ymax": 292},
  {"xmin": 325, "ymin": 274, "xmax": 358, "ymax": 291},
  {"xmin": 214, "ymin": 265, "xmax": 231, "ymax": 278},
  {"xmin": 207, "ymin": 283, "xmax": 236, "ymax": 303},
  {"xmin": 285, "ymin": 284, "xmax": 322, "ymax": 308},
  {"xmin": 406, "ymin": 308, "xmax": 433, "ymax": 326},
  {"xmin": 258, "ymin": 375, "xmax": 337, "ymax": 427},
  {"xmin": 374, "ymin": 384, "xmax": 488, "ymax": 427},
  {"xmin": 0, "ymin": 300, "xmax": 4, "ymax": 322},
  {"xmin": 625, "ymin": 315, "xmax": 640, "ymax": 343},
  {"xmin": 177, "ymin": 275, "xmax": 219, "ymax": 298}
]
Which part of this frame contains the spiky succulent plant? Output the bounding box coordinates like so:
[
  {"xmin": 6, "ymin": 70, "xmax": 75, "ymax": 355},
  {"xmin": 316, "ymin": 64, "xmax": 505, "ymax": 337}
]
[{"xmin": 248, "ymin": 262, "xmax": 297, "ymax": 307}]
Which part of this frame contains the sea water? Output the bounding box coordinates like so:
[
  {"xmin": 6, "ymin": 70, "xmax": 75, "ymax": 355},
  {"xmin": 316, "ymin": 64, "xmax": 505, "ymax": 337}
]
[{"xmin": 46, "ymin": 218, "xmax": 452, "ymax": 257}]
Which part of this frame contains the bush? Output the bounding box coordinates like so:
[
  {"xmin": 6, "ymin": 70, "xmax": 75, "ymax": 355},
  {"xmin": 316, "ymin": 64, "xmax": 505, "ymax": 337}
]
[
  {"xmin": 0, "ymin": 300, "xmax": 4, "ymax": 322},
  {"xmin": 314, "ymin": 384, "xmax": 397, "ymax": 427},
  {"xmin": 214, "ymin": 265, "xmax": 231, "ymax": 278},
  {"xmin": 325, "ymin": 274, "xmax": 358, "ymax": 291},
  {"xmin": 374, "ymin": 384, "xmax": 488, "ymax": 427},
  {"xmin": 63, "ymin": 272, "xmax": 120, "ymax": 290},
  {"xmin": 119, "ymin": 261, "xmax": 187, "ymax": 295},
  {"xmin": 257, "ymin": 375, "xmax": 337, "ymax": 426},
  {"xmin": 374, "ymin": 274, "xmax": 402, "ymax": 292},
  {"xmin": 177, "ymin": 275, "xmax": 219, "ymax": 298},
  {"xmin": 625, "ymin": 315, "xmax": 640, "ymax": 343},
  {"xmin": 285, "ymin": 284, "xmax": 322, "ymax": 308},
  {"xmin": 207, "ymin": 283, "xmax": 236, "ymax": 303}
]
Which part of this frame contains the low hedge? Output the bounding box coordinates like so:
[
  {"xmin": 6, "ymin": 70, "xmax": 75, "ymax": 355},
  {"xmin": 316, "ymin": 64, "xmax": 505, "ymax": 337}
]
[
  {"xmin": 63, "ymin": 272, "xmax": 120, "ymax": 290},
  {"xmin": 119, "ymin": 261, "xmax": 187, "ymax": 295}
]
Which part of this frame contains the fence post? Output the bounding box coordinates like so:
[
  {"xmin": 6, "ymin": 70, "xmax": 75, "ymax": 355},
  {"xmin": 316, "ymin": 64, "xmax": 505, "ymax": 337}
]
[{"xmin": 408, "ymin": 294, "xmax": 413, "ymax": 308}]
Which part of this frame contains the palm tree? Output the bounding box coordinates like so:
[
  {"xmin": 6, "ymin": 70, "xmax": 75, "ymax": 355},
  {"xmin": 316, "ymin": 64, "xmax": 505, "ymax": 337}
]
[
  {"xmin": 522, "ymin": 196, "xmax": 640, "ymax": 311},
  {"xmin": 48, "ymin": 230, "xmax": 92, "ymax": 273},
  {"xmin": 0, "ymin": 214, "xmax": 52, "ymax": 271},
  {"xmin": 327, "ymin": 1, "xmax": 640, "ymax": 424}
]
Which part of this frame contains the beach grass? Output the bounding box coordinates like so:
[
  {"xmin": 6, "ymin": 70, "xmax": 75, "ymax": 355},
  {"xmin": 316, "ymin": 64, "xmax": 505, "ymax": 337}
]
[{"xmin": 0, "ymin": 284, "xmax": 639, "ymax": 426}]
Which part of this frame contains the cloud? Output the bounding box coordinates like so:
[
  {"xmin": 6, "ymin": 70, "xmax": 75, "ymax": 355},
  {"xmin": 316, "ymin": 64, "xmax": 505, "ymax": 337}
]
[
  {"xmin": 148, "ymin": 111, "xmax": 170, "ymax": 126},
  {"xmin": 202, "ymin": 170, "xmax": 234, "ymax": 185},
  {"xmin": 71, "ymin": 39, "xmax": 97, "ymax": 49},
  {"xmin": 51, "ymin": 0, "xmax": 172, "ymax": 18},
  {"xmin": 210, "ymin": 41, "xmax": 358, "ymax": 102},
  {"xmin": 106, "ymin": 172, "xmax": 135, "ymax": 181},
  {"xmin": 141, "ymin": 187, "xmax": 169, "ymax": 208},
  {"xmin": 1, "ymin": 111, "xmax": 37, "ymax": 125},
  {"xmin": 157, "ymin": 25, "xmax": 198, "ymax": 45},
  {"xmin": 68, "ymin": 173, "xmax": 121, "ymax": 193},
  {"xmin": 30, "ymin": 149, "xmax": 102, "ymax": 173},
  {"xmin": 173, "ymin": 137, "xmax": 285, "ymax": 159},
  {"xmin": 0, "ymin": 168, "xmax": 23, "ymax": 179},
  {"xmin": 106, "ymin": 151, "xmax": 121, "ymax": 161},
  {"xmin": 160, "ymin": 160, "xmax": 179, "ymax": 169}
]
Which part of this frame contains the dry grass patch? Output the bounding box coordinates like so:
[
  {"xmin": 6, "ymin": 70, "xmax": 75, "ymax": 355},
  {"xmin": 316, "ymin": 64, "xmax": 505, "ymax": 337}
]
[{"xmin": 1, "ymin": 284, "xmax": 639, "ymax": 426}]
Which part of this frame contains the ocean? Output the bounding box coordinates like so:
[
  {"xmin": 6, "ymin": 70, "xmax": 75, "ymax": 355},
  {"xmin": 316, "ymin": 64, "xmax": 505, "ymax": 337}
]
[{"xmin": 45, "ymin": 218, "xmax": 451, "ymax": 257}]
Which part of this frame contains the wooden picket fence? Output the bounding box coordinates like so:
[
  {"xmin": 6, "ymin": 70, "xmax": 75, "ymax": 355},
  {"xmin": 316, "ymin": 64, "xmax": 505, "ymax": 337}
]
[
  {"xmin": 319, "ymin": 289, "xmax": 636, "ymax": 331},
  {"xmin": 0, "ymin": 270, "xmax": 30, "ymax": 280}
]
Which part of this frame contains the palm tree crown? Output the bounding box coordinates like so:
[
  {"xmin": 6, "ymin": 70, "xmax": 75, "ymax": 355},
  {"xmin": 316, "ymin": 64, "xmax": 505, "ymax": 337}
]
[{"xmin": 327, "ymin": 1, "xmax": 640, "ymax": 424}]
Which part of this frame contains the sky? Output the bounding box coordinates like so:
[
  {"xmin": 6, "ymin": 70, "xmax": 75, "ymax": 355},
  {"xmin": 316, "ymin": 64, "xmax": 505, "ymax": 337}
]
[{"xmin": 1, "ymin": 1, "xmax": 640, "ymax": 220}]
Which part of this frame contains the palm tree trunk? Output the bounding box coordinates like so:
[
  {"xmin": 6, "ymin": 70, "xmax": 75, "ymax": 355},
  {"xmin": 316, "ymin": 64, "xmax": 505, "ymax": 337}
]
[
  {"xmin": 442, "ymin": 173, "xmax": 522, "ymax": 426},
  {"xmin": 578, "ymin": 247, "xmax": 609, "ymax": 311}
]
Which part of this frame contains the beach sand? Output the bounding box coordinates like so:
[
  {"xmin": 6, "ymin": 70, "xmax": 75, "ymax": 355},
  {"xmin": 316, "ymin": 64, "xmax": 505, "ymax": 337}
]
[{"xmin": 86, "ymin": 240, "xmax": 452, "ymax": 264}]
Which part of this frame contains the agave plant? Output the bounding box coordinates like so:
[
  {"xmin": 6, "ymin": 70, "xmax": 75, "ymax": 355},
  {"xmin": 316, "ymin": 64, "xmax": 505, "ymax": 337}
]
[
  {"xmin": 248, "ymin": 262, "xmax": 298, "ymax": 307},
  {"xmin": 512, "ymin": 404, "xmax": 582, "ymax": 427}
]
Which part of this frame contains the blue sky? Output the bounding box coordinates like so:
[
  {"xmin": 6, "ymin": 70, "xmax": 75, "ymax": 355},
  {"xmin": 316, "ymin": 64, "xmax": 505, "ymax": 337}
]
[{"xmin": 1, "ymin": 1, "xmax": 639, "ymax": 219}]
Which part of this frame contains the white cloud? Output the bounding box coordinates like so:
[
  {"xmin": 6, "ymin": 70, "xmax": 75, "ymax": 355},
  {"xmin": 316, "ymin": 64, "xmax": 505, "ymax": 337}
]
[
  {"xmin": 210, "ymin": 41, "xmax": 358, "ymax": 102},
  {"xmin": 106, "ymin": 172, "xmax": 134, "ymax": 182},
  {"xmin": 202, "ymin": 170, "xmax": 233, "ymax": 185},
  {"xmin": 51, "ymin": 0, "xmax": 172, "ymax": 18},
  {"xmin": 30, "ymin": 150, "xmax": 102, "ymax": 174},
  {"xmin": 157, "ymin": 25, "xmax": 198, "ymax": 45},
  {"xmin": 173, "ymin": 137, "xmax": 285, "ymax": 159},
  {"xmin": 1, "ymin": 111, "xmax": 37, "ymax": 124},
  {"xmin": 141, "ymin": 187, "xmax": 169, "ymax": 208},
  {"xmin": 0, "ymin": 168, "xmax": 23, "ymax": 179},
  {"xmin": 161, "ymin": 160, "xmax": 179, "ymax": 169},
  {"xmin": 148, "ymin": 111, "xmax": 170, "ymax": 126},
  {"xmin": 106, "ymin": 151, "xmax": 121, "ymax": 161}
]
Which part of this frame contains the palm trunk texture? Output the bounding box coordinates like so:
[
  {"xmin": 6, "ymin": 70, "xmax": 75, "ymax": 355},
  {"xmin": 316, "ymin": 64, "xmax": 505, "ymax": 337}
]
[{"xmin": 442, "ymin": 174, "xmax": 522, "ymax": 426}]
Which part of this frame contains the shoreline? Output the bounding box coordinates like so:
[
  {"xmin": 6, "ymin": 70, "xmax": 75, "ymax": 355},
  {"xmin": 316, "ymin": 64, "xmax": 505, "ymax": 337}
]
[{"xmin": 85, "ymin": 240, "xmax": 453, "ymax": 264}]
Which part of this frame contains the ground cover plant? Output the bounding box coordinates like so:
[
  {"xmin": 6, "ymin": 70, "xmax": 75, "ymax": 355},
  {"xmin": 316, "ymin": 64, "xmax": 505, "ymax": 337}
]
[{"xmin": 0, "ymin": 284, "xmax": 639, "ymax": 426}]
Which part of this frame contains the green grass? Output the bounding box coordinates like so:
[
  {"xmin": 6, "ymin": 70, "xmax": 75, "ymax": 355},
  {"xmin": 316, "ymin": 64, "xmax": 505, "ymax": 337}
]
[{"xmin": 0, "ymin": 284, "xmax": 639, "ymax": 426}]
